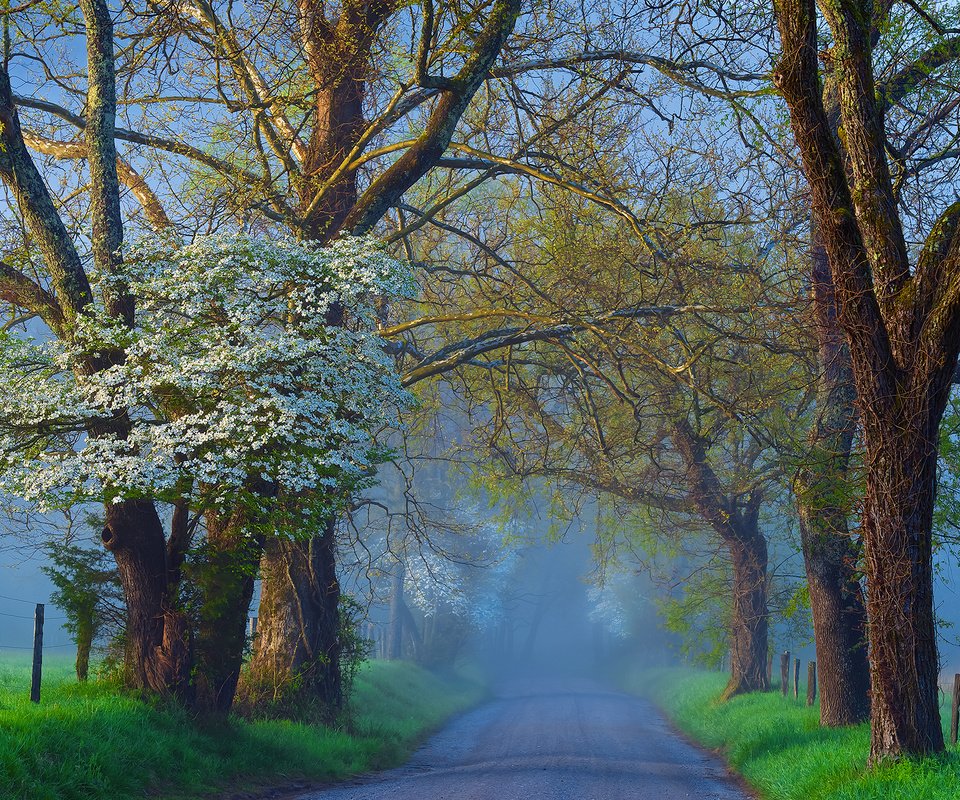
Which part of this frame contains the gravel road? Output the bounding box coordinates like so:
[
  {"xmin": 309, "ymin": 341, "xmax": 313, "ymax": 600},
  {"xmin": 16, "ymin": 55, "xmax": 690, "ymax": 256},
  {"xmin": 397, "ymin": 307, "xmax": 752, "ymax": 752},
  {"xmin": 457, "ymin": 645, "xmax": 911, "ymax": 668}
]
[{"xmin": 296, "ymin": 677, "xmax": 751, "ymax": 800}]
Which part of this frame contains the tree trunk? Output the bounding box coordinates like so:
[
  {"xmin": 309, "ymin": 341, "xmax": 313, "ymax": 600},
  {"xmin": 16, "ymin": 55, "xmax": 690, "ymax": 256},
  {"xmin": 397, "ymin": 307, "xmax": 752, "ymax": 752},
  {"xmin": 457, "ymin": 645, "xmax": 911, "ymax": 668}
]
[
  {"xmin": 672, "ymin": 420, "xmax": 769, "ymax": 699},
  {"xmin": 75, "ymin": 611, "xmax": 93, "ymax": 682},
  {"xmin": 252, "ymin": 0, "xmax": 521, "ymax": 711},
  {"xmin": 387, "ymin": 565, "xmax": 405, "ymax": 660},
  {"xmin": 722, "ymin": 520, "xmax": 769, "ymax": 699},
  {"xmin": 400, "ymin": 600, "xmax": 422, "ymax": 661},
  {"xmin": 193, "ymin": 511, "xmax": 261, "ymax": 713},
  {"xmin": 248, "ymin": 516, "xmax": 342, "ymax": 715},
  {"xmin": 863, "ymin": 426, "xmax": 944, "ymax": 760},
  {"xmin": 799, "ymin": 505, "xmax": 871, "ymax": 724},
  {"xmin": 794, "ymin": 231, "xmax": 871, "ymax": 726},
  {"xmin": 250, "ymin": 49, "xmax": 367, "ymax": 708},
  {"xmin": 101, "ymin": 498, "xmax": 191, "ymax": 697}
]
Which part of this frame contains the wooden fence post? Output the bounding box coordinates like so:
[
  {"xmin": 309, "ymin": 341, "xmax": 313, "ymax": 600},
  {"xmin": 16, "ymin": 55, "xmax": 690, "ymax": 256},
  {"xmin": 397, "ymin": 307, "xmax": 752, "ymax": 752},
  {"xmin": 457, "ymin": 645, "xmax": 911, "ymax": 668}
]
[
  {"xmin": 31, "ymin": 603, "xmax": 43, "ymax": 703},
  {"xmin": 807, "ymin": 661, "xmax": 817, "ymax": 706},
  {"xmin": 793, "ymin": 658, "xmax": 800, "ymax": 699},
  {"xmin": 951, "ymin": 673, "xmax": 960, "ymax": 745},
  {"xmin": 780, "ymin": 651, "xmax": 790, "ymax": 696}
]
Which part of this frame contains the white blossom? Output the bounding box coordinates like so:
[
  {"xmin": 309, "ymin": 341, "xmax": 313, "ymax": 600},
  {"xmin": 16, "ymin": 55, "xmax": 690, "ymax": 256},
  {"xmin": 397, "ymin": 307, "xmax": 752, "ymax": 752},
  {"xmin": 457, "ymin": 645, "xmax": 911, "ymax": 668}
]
[{"xmin": 0, "ymin": 234, "xmax": 413, "ymax": 522}]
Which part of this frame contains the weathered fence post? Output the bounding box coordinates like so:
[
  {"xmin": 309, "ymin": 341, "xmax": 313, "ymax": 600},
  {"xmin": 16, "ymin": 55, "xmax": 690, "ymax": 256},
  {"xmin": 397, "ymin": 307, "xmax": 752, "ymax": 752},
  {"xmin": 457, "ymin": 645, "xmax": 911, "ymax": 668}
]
[
  {"xmin": 793, "ymin": 658, "xmax": 800, "ymax": 699},
  {"xmin": 951, "ymin": 673, "xmax": 960, "ymax": 745},
  {"xmin": 31, "ymin": 603, "xmax": 43, "ymax": 703},
  {"xmin": 780, "ymin": 651, "xmax": 790, "ymax": 696},
  {"xmin": 807, "ymin": 661, "xmax": 817, "ymax": 706},
  {"xmin": 767, "ymin": 652, "xmax": 773, "ymax": 688}
]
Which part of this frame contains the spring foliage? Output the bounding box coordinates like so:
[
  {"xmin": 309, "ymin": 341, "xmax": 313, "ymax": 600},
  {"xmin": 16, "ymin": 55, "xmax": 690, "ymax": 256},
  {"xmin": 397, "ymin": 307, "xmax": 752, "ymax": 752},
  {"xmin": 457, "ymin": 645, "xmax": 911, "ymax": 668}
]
[{"xmin": 0, "ymin": 234, "xmax": 412, "ymax": 521}]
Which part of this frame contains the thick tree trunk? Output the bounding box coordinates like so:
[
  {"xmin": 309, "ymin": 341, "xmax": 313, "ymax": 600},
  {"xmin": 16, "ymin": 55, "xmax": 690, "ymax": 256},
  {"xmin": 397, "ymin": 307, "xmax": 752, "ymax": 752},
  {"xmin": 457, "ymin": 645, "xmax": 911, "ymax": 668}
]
[
  {"xmin": 863, "ymin": 428, "xmax": 944, "ymax": 760},
  {"xmin": 193, "ymin": 511, "xmax": 261, "ymax": 714},
  {"xmin": 299, "ymin": 82, "xmax": 362, "ymax": 240},
  {"xmin": 794, "ymin": 232, "xmax": 870, "ymax": 726},
  {"xmin": 253, "ymin": 0, "xmax": 521, "ymax": 711},
  {"xmin": 249, "ymin": 47, "xmax": 367, "ymax": 708},
  {"xmin": 722, "ymin": 520, "xmax": 769, "ymax": 699},
  {"xmin": 672, "ymin": 419, "xmax": 769, "ymax": 699},
  {"xmin": 248, "ymin": 516, "xmax": 342, "ymax": 715},
  {"xmin": 799, "ymin": 506, "xmax": 870, "ymax": 723},
  {"xmin": 101, "ymin": 499, "xmax": 190, "ymax": 697}
]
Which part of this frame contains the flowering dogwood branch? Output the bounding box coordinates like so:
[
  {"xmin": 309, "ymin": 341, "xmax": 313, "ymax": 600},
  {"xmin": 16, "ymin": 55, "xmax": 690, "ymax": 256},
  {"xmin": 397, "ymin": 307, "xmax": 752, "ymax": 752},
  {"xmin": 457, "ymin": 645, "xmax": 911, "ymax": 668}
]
[{"xmin": 0, "ymin": 234, "xmax": 413, "ymax": 525}]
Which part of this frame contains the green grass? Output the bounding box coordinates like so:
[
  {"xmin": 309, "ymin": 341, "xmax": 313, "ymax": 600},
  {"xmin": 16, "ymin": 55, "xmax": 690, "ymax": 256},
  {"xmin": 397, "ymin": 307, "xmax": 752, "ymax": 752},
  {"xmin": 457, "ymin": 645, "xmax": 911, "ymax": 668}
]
[
  {"xmin": 626, "ymin": 668, "xmax": 960, "ymax": 800},
  {"xmin": 0, "ymin": 653, "xmax": 485, "ymax": 800}
]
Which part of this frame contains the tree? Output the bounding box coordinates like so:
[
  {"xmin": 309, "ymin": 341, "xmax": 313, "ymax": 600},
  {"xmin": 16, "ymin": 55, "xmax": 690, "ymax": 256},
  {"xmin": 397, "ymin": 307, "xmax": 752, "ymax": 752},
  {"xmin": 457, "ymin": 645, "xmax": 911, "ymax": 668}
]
[
  {"xmin": 149, "ymin": 0, "xmax": 522, "ymax": 708},
  {"xmin": 0, "ymin": 233, "xmax": 409, "ymax": 710},
  {"xmin": 11, "ymin": 0, "xmax": 784, "ymax": 709},
  {"xmin": 772, "ymin": 0, "xmax": 960, "ymax": 759},
  {"xmin": 43, "ymin": 538, "xmax": 123, "ymax": 681},
  {"xmin": 395, "ymin": 180, "xmax": 809, "ymax": 697},
  {"xmin": 792, "ymin": 240, "xmax": 870, "ymax": 725},
  {"xmin": 0, "ymin": 0, "xmax": 186, "ymax": 696}
]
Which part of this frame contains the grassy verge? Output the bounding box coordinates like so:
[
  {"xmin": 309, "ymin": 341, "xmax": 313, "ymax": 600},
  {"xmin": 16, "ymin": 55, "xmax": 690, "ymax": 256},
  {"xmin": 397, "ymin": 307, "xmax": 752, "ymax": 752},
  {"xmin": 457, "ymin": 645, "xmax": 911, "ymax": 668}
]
[
  {"xmin": 0, "ymin": 653, "xmax": 484, "ymax": 800},
  {"xmin": 626, "ymin": 669, "xmax": 960, "ymax": 800}
]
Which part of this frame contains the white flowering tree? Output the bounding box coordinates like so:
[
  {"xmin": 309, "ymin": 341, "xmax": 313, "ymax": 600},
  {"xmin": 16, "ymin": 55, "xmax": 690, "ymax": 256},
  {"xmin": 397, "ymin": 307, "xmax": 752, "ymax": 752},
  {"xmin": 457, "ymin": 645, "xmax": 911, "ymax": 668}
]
[
  {"xmin": 0, "ymin": 234, "xmax": 409, "ymax": 515},
  {"xmin": 383, "ymin": 502, "xmax": 519, "ymax": 667},
  {"xmin": 0, "ymin": 233, "xmax": 411, "ymax": 711}
]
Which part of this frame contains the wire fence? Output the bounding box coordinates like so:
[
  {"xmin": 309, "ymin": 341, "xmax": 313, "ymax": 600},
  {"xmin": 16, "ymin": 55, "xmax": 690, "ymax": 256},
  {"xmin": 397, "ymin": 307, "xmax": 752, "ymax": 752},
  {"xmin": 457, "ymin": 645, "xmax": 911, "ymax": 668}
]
[{"xmin": 0, "ymin": 593, "xmax": 73, "ymax": 651}]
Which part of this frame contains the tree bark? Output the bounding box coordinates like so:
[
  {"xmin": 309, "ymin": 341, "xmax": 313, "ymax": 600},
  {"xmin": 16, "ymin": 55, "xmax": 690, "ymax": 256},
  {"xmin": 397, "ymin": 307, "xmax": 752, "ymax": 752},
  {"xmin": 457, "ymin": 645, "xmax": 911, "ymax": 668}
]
[
  {"xmin": 101, "ymin": 499, "xmax": 190, "ymax": 697},
  {"xmin": 862, "ymin": 420, "xmax": 944, "ymax": 758},
  {"xmin": 672, "ymin": 419, "xmax": 769, "ymax": 698},
  {"xmin": 794, "ymin": 231, "xmax": 871, "ymax": 726},
  {"xmin": 400, "ymin": 599, "xmax": 422, "ymax": 661},
  {"xmin": 722, "ymin": 517, "xmax": 769, "ymax": 699},
  {"xmin": 193, "ymin": 510, "xmax": 261, "ymax": 713},
  {"xmin": 248, "ymin": 517, "xmax": 342, "ymax": 715},
  {"xmin": 250, "ymin": 5, "xmax": 373, "ymax": 701},
  {"xmin": 253, "ymin": 0, "xmax": 521, "ymax": 710},
  {"xmin": 75, "ymin": 612, "xmax": 93, "ymax": 682},
  {"xmin": 773, "ymin": 0, "xmax": 957, "ymax": 758}
]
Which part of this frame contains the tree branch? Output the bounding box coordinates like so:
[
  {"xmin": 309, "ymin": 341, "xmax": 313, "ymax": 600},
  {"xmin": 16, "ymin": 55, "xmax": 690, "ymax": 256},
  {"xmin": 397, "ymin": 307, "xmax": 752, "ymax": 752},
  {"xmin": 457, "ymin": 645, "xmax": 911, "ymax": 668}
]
[
  {"xmin": 344, "ymin": 0, "xmax": 522, "ymax": 234},
  {"xmin": 22, "ymin": 131, "xmax": 171, "ymax": 230}
]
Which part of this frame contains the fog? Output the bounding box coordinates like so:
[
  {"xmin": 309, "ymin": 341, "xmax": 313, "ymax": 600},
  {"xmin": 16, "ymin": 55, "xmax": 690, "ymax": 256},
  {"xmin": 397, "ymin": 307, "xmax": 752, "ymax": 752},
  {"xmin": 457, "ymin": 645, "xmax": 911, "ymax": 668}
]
[{"xmin": 4, "ymin": 488, "xmax": 960, "ymax": 686}]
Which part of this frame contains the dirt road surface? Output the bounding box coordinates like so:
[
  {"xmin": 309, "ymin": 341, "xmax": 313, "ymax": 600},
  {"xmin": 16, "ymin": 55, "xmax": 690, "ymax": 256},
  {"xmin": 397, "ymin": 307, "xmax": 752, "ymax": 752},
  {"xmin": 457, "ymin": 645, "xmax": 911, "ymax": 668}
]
[{"xmin": 297, "ymin": 677, "xmax": 750, "ymax": 800}]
